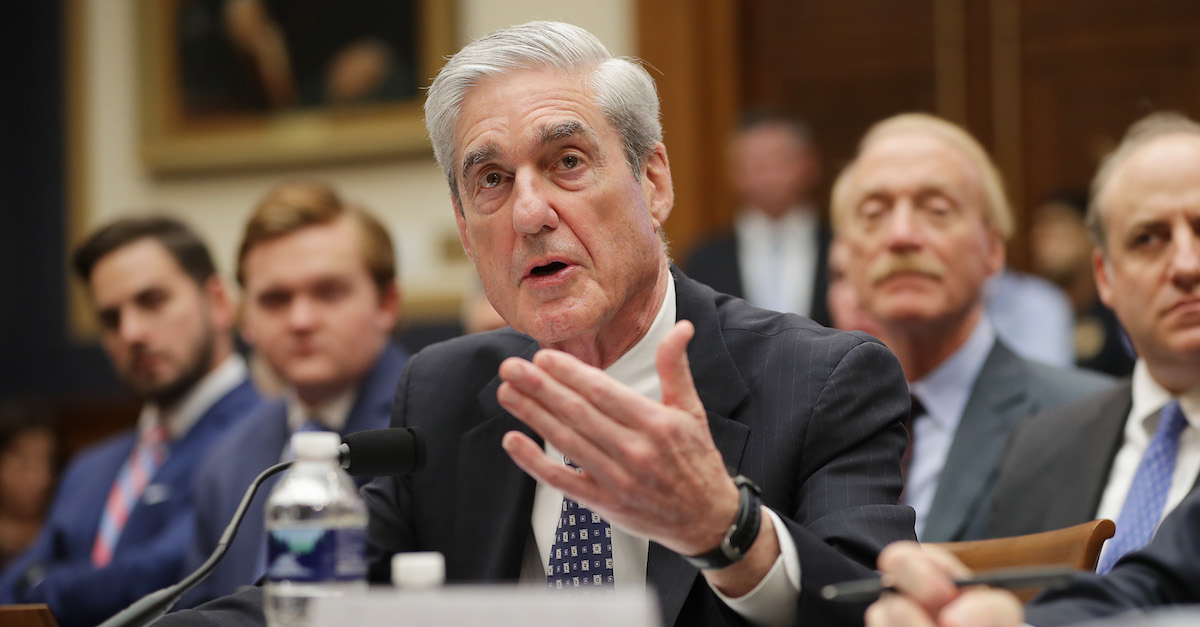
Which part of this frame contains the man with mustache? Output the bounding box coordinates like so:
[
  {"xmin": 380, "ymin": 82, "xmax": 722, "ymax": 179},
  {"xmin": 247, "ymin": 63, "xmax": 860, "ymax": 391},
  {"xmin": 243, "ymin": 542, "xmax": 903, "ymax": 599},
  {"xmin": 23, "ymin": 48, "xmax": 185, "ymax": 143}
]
[
  {"xmin": 0, "ymin": 216, "xmax": 263, "ymax": 627},
  {"xmin": 163, "ymin": 21, "xmax": 915, "ymax": 627},
  {"xmin": 864, "ymin": 111, "xmax": 1200, "ymax": 627},
  {"xmin": 176, "ymin": 180, "xmax": 409, "ymax": 607},
  {"xmin": 831, "ymin": 113, "xmax": 1109, "ymax": 542}
]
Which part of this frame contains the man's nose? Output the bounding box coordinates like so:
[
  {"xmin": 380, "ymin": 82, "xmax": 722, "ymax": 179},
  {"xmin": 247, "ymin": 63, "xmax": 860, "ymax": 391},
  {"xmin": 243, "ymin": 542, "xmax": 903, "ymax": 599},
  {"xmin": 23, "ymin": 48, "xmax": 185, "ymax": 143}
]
[
  {"xmin": 117, "ymin": 309, "xmax": 149, "ymax": 344},
  {"xmin": 288, "ymin": 297, "xmax": 319, "ymax": 330},
  {"xmin": 1169, "ymin": 228, "xmax": 1200, "ymax": 291},
  {"xmin": 511, "ymin": 169, "xmax": 560, "ymax": 235},
  {"xmin": 884, "ymin": 202, "xmax": 922, "ymax": 251}
]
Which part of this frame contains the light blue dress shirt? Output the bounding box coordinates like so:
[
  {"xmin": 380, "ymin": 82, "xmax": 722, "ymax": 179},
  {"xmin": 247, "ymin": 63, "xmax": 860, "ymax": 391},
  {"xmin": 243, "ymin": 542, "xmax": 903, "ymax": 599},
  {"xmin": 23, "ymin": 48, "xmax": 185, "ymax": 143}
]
[{"xmin": 906, "ymin": 318, "xmax": 996, "ymax": 539}]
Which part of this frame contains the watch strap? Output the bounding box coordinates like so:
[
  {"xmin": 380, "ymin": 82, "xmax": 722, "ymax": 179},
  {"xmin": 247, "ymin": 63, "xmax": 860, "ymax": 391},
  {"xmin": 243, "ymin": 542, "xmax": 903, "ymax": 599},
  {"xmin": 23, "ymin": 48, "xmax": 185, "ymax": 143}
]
[{"xmin": 682, "ymin": 475, "xmax": 763, "ymax": 570}]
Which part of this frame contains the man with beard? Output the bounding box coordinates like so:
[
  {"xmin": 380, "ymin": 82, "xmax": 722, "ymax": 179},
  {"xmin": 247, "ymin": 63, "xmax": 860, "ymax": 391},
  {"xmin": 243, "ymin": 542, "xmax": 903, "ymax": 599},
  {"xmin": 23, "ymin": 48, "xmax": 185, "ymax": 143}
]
[
  {"xmin": 0, "ymin": 216, "xmax": 262, "ymax": 627},
  {"xmin": 831, "ymin": 113, "xmax": 1110, "ymax": 542}
]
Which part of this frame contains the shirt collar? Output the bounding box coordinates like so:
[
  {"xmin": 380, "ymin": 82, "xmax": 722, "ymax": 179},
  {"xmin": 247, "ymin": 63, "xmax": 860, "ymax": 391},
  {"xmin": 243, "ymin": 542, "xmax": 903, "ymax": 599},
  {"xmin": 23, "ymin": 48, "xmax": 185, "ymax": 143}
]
[
  {"xmin": 285, "ymin": 386, "xmax": 358, "ymax": 433},
  {"xmin": 1129, "ymin": 359, "xmax": 1200, "ymax": 434},
  {"xmin": 138, "ymin": 354, "xmax": 248, "ymax": 441},
  {"xmin": 909, "ymin": 317, "xmax": 996, "ymax": 433},
  {"xmin": 735, "ymin": 205, "xmax": 818, "ymax": 234}
]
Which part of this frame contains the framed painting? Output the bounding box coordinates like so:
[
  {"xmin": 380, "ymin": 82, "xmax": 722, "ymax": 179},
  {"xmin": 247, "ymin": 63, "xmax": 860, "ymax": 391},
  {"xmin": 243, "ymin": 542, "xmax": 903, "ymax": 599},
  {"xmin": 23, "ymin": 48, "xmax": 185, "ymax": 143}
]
[{"xmin": 136, "ymin": 0, "xmax": 454, "ymax": 174}]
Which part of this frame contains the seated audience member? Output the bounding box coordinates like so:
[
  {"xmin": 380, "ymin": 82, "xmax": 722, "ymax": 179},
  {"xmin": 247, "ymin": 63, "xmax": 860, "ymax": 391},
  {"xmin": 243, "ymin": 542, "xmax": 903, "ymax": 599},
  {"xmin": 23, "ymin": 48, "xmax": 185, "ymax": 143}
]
[
  {"xmin": 827, "ymin": 238, "xmax": 885, "ymax": 337},
  {"xmin": 988, "ymin": 113, "xmax": 1200, "ymax": 573},
  {"xmin": 178, "ymin": 180, "xmax": 408, "ymax": 606},
  {"xmin": 0, "ymin": 216, "xmax": 262, "ymax": 626},
  {"xmin": 1030, "ymin": 189, "xmax": 1135, "ymax": 376},
  {"xmin": 685, "ymin": 109, "xmax": 832, "ymax": 324},
  {"xmin": 985, "ymin": 267, "xmax": 1076, "ymax": 367},
  {"xmin": 0, "ymin": 401, "xmax": 58, "ymax": 570},
  {"xmin": 831, "ymin": 113, "xmax": 1111, "ymax": 542},
  {"xmin": 162, "ymin": 21, "xmax": 915, "ymax": 627},
  {"xmin": 867, "ymin": 485, "xmax": 1200, "ymax": 626}
]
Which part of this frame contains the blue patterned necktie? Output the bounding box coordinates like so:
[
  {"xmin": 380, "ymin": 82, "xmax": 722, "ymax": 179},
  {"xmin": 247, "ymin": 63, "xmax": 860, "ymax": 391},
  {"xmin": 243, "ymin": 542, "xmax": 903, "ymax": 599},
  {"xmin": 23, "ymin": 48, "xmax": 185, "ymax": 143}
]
[
  {"xmin": 547, "ymin": 457, "xmax": 614, "ymax": 589},
  {"xmin": 1096, "ymin": 400, "xmax": 1188, "ymax": 574}
]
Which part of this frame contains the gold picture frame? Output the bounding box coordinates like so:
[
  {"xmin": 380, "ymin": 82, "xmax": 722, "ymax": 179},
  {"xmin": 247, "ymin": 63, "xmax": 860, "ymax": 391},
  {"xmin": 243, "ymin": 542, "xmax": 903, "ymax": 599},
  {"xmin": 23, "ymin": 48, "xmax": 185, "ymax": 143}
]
[{"xmin": 136, "ymin": 0, "xmax": 453, "ymax": 175}]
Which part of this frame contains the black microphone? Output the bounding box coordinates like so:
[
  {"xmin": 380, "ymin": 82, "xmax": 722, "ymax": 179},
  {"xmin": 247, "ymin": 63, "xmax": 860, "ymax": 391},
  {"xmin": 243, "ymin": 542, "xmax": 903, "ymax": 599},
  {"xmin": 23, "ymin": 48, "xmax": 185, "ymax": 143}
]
[
  {"xmin": 338, "ymin": 427, "xmax": 427, "ymax": 477},
  {"xmin": 99, "ymin": 427, "xmax": 428, "ymax": 627}
]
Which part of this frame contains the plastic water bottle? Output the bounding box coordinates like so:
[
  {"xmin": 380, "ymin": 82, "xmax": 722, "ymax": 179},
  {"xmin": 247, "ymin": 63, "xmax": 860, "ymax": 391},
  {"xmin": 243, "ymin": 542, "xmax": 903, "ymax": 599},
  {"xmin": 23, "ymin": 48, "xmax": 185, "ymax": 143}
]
[{"xmin": 264, "ymin": 431, "xmax": 367, "ymax": 627}]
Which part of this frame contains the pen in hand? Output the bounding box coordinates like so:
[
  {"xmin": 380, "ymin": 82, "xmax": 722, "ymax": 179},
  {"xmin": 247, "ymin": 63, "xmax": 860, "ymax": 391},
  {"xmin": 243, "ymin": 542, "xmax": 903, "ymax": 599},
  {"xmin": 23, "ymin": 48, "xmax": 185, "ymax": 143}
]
[{"xmin": 821, "ymin": 565, "xmax": 1079, "ymax": 603}]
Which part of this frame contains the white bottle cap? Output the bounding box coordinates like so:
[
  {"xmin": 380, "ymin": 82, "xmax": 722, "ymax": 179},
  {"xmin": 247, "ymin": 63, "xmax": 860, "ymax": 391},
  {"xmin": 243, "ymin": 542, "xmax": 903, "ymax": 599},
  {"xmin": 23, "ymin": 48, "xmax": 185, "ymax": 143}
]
[
  {"xmin": 391, "ymin": 551, "xmax": 445, "ymax": 588},
  {"xmin": 291, "ymin": 431, "xmax": 340, "ymax": 460}
]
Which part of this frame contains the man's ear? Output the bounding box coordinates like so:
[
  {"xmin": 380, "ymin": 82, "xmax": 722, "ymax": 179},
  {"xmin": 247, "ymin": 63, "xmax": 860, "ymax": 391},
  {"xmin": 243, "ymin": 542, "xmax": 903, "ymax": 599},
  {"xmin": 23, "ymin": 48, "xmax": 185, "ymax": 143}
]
[
  {"xmin": 204, "ymin": 276, "xmax": 236, "ymax": 333},
  {"xmin": 641, "ymin": 143, "xmax": 674, "ymax": 231},
  {"xmin": 453, "ymin": 193, "xmax": 475, "ymax": 262},
  {"xmin": 375, "ymin": 281, "xmax": 401, "ymax": 331},
  {"xmin": 984, "ymin": 226, "xmax": 1007, "ymax": 276},
  {"xmin": 1093, "ymin": 248, "xmax": 1115, "ymax": 308}
]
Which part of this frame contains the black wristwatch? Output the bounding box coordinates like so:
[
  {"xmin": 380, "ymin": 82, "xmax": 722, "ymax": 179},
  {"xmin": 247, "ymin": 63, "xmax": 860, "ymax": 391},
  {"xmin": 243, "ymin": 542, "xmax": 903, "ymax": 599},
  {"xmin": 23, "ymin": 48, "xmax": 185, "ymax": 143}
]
[{"xmin": 682, "ymin": 475, "xmax": 763, "ymax": 570}]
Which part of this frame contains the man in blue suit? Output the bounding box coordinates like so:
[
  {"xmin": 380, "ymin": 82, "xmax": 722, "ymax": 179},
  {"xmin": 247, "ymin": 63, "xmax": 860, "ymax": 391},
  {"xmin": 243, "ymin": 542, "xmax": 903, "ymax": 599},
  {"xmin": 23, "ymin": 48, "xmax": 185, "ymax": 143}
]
[
  {"xmin": 179, "ymin": 180, "xmax": 408, "ymax": 606},
  {"xmin": 0, "ymin": 216, "xmax": 262, "ymax": 627}
]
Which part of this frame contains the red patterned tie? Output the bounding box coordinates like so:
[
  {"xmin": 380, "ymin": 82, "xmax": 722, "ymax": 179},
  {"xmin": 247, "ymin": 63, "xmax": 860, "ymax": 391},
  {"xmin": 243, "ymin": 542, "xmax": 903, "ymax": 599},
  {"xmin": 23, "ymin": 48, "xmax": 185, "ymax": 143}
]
[{"xmin": 92, "ymin": 423, "xmax": 169, "ymax": 567}]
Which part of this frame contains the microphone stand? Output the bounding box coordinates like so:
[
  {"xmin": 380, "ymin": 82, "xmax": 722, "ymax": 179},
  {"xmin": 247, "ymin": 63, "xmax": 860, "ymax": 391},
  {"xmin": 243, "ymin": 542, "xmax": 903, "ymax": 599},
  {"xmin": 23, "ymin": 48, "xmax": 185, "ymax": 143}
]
[{"xmin": 98, "ymin": 461, "xmax": 293, "ymax": 627}]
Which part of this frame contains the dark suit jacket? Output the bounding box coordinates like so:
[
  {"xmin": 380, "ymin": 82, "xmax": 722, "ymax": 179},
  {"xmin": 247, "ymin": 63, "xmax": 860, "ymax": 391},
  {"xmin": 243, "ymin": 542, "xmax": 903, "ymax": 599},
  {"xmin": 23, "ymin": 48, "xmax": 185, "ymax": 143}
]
[
  {"xmin": 1024, "ymin": 484, "xmax": 1200, "ymax": 625},
  {"xmin": 0, "ymin": 379, "xmax": 262, "ymax": 627},
  {"xmin": 158, "ymin": 269, "xmax": 915, "ymax": 627},
  {"xmin": 177, "ymin": 343, "xmax": 408, "ymax": 608},
  {"xmin": 684, "ymin": 226, "xmax": 832, "ymax": 326},
  {"xmin": 920, "ymin": 342, "xmax": 1113, "ymax": 543},
  {"xmin": 987, "ymin": 381, "xmax": 1200, "ymax": 539}
]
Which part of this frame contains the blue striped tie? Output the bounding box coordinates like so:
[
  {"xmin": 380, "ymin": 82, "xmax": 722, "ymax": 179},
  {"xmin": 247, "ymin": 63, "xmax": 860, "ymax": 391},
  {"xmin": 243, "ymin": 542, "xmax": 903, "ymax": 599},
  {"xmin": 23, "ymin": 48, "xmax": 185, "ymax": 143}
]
[{"xmin": 1097, "ymin": 400, "xmax": 1187, "ymax": 574}]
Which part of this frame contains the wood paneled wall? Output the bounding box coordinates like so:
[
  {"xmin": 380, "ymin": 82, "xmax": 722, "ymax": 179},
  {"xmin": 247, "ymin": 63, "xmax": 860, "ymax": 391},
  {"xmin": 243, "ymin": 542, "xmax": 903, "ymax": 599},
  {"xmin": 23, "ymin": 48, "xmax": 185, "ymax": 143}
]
[{"xmin": 639, "ymin": 0, "xmax": 1200, "ymax": 268}]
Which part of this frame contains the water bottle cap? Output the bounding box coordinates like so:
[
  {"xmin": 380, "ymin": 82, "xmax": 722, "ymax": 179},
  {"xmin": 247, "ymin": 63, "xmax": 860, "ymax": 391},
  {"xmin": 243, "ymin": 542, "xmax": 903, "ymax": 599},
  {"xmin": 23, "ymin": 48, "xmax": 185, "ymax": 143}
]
[
  {"xmin": 392, "ymin": 551, "xmax": 445, "ymax": 588},
  {"xmin": 291, "ymin": 431, "xmax": 341, "ymax": 459}
]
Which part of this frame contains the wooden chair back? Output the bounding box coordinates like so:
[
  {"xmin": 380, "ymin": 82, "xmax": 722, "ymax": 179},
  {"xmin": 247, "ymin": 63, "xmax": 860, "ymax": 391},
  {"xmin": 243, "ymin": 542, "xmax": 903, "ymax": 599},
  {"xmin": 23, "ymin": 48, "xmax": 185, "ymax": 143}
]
[{"xmin": 927, "ymin": 519, "xmax": 1115, "ymax": 602}]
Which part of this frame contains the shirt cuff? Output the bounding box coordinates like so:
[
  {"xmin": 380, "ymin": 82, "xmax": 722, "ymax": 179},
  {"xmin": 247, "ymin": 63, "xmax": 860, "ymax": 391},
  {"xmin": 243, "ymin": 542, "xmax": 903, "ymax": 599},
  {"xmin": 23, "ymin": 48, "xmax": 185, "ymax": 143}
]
[{"xmin": 711, "ymin": 507, "xmax": 801, "ymax": 627}]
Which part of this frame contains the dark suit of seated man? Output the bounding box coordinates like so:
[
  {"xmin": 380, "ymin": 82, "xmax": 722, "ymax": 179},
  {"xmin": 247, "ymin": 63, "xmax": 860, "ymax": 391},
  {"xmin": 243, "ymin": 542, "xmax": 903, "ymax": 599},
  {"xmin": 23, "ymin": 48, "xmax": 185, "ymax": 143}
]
[
  {"xmin": 0, "ymin": 217, "xmax": 262, "ymax": 627},
  {"xmin": 157, "ymin": 20, "xmax": 915, "ymax": 627}
]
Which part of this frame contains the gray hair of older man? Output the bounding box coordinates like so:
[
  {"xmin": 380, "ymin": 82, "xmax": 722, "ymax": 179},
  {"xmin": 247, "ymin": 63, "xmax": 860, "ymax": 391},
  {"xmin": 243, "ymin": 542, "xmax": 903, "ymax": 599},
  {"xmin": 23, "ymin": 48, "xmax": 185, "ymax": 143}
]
[
  {"xmin": 1087, "ymin": 111, "xmax": 1200, "ymax": 256},
  {"xmin": 423, "ymin": 21, "xmax": 663, "ymax": 206}
]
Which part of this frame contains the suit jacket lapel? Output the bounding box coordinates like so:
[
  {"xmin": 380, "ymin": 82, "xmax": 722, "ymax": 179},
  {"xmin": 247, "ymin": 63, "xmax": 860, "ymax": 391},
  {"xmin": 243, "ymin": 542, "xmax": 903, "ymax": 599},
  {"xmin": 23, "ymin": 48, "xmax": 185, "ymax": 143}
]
[
  {"xmin": 1067, "ymin": 383, "xmax": 1132, "ymax": 525},
  {"xmin": 647, "ymin": 269, "xmax": 752, "ymax": 626},
  {"xmin": 451, "ymin": 342, "xmax": 540, "ymax": 582},
  {"xmin": 923, "ymin": 342, "xmax": 1031, "ymax": 541}
]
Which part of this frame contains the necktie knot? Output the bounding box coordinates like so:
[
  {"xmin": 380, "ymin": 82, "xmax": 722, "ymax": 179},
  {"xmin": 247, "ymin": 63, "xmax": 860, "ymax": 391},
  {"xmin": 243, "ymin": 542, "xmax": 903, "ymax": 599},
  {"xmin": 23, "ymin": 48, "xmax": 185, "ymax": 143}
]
[{"xmin": 1155, "ymin": 400, "xmax": 1187, "ymax": 441}]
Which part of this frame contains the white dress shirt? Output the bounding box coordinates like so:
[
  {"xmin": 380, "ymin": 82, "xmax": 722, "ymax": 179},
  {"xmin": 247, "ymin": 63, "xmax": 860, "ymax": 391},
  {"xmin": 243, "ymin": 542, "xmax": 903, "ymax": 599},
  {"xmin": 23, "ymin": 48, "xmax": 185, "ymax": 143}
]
[
  {"xmin": 518, "ymin": 272, "xmax": 801, "ymax": 626},
  {"xmin": 735, "ymin": 207, "xmax": 819, "ymax": 316},
  {"xmin": 906, "ymin": 318, "xmax": 996, "ymax": 539},
  {"xmin": 1094, "ymin": 360, "xmax": 1200, "ymax": 564}
]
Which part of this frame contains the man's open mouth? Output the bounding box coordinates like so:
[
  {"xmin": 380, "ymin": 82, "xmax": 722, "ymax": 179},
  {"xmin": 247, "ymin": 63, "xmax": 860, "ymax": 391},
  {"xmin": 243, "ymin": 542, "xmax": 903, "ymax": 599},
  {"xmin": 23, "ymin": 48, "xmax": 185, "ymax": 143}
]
[{"xmin": 530, "ymin": 261, "xmax": 568, "ymax": 277}]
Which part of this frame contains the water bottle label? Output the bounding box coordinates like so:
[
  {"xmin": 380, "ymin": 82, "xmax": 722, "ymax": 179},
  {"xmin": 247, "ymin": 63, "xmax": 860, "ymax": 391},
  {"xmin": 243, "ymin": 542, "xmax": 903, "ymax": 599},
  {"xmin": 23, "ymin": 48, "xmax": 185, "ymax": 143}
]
[{"xmin": 266, "ymin": 526, "xmax": 367, "ymax": 583}]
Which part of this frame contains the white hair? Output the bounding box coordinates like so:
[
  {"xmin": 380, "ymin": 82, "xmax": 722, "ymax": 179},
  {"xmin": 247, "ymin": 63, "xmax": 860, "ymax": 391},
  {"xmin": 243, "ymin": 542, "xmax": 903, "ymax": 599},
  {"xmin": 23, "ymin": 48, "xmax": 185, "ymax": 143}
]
[{"xmin": 424, "ymin": 21, "xmax": 663, "ymax": 203}]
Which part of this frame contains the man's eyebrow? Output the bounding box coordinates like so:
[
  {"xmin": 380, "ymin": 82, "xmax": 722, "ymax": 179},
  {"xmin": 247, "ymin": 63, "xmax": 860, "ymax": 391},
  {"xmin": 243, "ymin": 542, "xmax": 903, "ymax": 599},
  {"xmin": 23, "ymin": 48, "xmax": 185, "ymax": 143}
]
[
  {"xmin": 538, "ymin": 120, "xmax": 592, "ymax": 146},
  {"xmin": 460, "ymin": 143, "xmax": 500, "ymax": 180}
]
